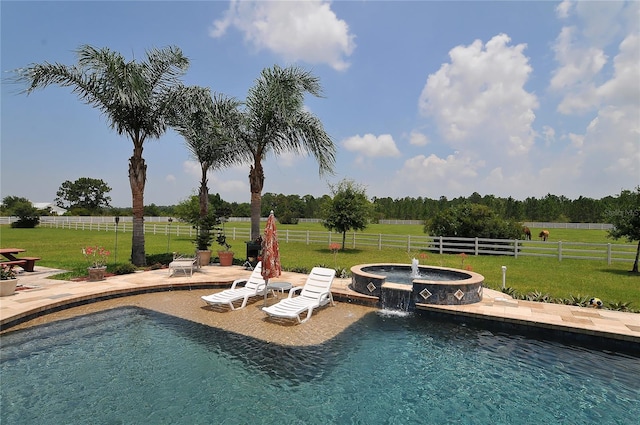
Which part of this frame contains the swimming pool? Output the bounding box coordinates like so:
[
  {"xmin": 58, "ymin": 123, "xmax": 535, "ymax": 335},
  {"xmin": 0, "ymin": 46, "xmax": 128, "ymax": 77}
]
[{"xmin": 1, "ymin": 307, "xmax": 638, "ymax": 424}]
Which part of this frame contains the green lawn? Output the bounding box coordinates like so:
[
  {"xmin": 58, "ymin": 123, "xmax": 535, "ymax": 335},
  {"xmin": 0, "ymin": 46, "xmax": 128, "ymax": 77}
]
[{"xmin": 2, "ymin": 224, "xmax": 638, "ymax": 310}]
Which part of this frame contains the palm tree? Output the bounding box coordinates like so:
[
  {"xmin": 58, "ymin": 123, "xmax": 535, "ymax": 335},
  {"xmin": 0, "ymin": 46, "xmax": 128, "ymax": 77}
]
[
  {"xmin": 237, "ymin": 65, "xmax": 336, "ymax": 239},
  {"xmin": 165, "ymin": 85, "xmax": 242, "ymax": 250},
  {"xmin": 13, "ymin": 44, "xmax": 189, "ymax": 266}
]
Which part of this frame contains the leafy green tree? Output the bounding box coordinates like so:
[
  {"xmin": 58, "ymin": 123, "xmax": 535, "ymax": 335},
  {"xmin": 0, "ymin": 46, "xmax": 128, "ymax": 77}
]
[
  {"xmin": 322, "ymin": 179, "xmax": 372, "ymax": 250},
  {"xmin": 607, "ymin": 187, "xmax": 640, "ymax": 273},
  {"xmin": 1, "ymin": 196, "xmax": 31, "ymax": 215},
  {"xmin": 166, "ymin": 85, "xmax": 242, "ymax": 250},
  {"xmin": 10, "ymin": 200, "xmax": 40, "ymax": 228},
  {"xmin": 55, "ymin": 177, "xmax": 111, "ymax": 213},
  {"xmin": 173, "ymin": 195, "xmax": 200, "ymax": 225},
  {"xmin": 235, "ymin": 65, "xmax": 336, "ymax": 240},
  {"xmin": 144, "ymin": 204, "xmax": 162, "ymax": 217},
  {"xmin": 426, "ymin": 203, "xmax": 522, "ymax": 239},
  {"xmin": 13, "ymin": 44, "xmax": 189, "ymax": 266}
]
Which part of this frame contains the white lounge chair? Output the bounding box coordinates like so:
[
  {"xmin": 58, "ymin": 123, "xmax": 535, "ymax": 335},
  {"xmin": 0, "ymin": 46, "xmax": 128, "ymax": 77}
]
[
  {"xmin": 201, "ymin": 262, "xmax": 267, "ymax": 310},
  {"xmin": 169, "ymin": 252, "xmax": 199, "ymax": 277},
  {"xmin": 262, "ymin": 267, "xmax": 336, "ymax": 323}
]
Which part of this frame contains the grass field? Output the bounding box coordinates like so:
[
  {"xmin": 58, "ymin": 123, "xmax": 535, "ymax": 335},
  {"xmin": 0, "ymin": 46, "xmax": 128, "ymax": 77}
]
[{"xmin": 2, "ymin": 224, "xmax": 638, "ymax": 310}]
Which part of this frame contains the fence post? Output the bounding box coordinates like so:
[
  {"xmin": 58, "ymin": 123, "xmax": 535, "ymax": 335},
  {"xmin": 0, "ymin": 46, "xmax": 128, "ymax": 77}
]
[
  {"xmin": 514, "ymin": 240, "xmax": 519, "ymax": 259},
  {"xmin": 352, "ymin": 232, "xmax": 356, "ymax": 249},
  {"xmin": 439, "ymin": 236, "xmax": 443, "ymax": 255},
  {"xmin": 378, "ymin": 234, "xmax": 382, "ymax": 250},
  {"xmin": 306, "ymin": 230, "xmax": 310, "ymax": 245},
  {"xmin": 475, "ymin": 237, "xmax": 479, "ymax": 256},
  {"xmin": 408, "ymin": 235, "xmax": 411, "ymax": 253},
  {"xmin": 607, "ymin": 243, "xmax": 612, "ymax": 265},
  {"xmin": 558, "ymin": 241, "xmax": 563, "ymax": 261}
]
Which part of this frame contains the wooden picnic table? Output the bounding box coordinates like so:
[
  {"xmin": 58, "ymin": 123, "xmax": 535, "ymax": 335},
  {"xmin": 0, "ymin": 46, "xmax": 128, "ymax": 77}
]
[{"xmin": 0, "ymin": 248, "xmax": 40, "ymax": 272}]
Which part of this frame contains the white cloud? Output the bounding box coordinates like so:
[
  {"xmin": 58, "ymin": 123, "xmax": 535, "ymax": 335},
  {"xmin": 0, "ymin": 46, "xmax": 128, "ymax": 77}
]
[
  {"xmin": 271, "ymin": 151, "xmax": 298, "ymax": 168},
  {"xmin": 567, "ymin": 132, "xmax": 584, "ymax": 148},
  {"xmin": 214, "ymin": 178, "xmax": 247, "ymax": 196},
  {"xmin": 165, "ymin": 174, "xmax": 176, "ymax": 183},
  {"xmin": 542, "ymin": 126, "xmax": 556, "ymax": 146},
  {"xmin": 409, "ymin": 131, "xmax": 430, "ymax": 146},
  {"xmin": 550, "ymin": 26, "xmax": 607, "ymax": 113},
  {"xmin": 183, "ymin": 160, "xmax": 201, "ymax": 178},
  {"xmin": 342, "ymin": 133, "xmax": 401, "ymax": 158},
  {"xmin": 596, "ymin": 34, "xmax": 640, "ymax": 106},
  {"xmin": 550, "ymin": 27, "xmax": 607, "ymax": 90},
  {"xmin": 582, "ymin": 106, "xmax": 639, "ymax": 180},
  {"xmin": 574, "ymin": 0, "xmax": 627, "ymax": 45},
  {"xmin": 550, "ymin": 2, "xmax": 639, "ymax": 114},
  {"xmin": 556, "ymin": 0, "xmax": 573, "ymax": 19},
  {"xmin": 418, "ymin": 33, "xmax": 538, "ymax": 157},
  {"xmin": 396, "ymin": 152, "xmax": 484, "ymax": 196},
  {"xmin": 211, "ymin": 0, "xmax": 355, "ymax": 71},
  {"xmin": 546, "ymin": 1, "xmax": 639, "ymax": 197}
]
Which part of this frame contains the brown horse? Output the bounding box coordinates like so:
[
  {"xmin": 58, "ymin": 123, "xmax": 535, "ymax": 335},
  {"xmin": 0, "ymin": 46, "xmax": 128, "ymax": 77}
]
[
  {"xmin": 539, "ymin": 230, "xmax": 549, "ymax": 241},
  {"xmin": 523, "ymin": 226, "xmax": 531, "ymax": 240}
]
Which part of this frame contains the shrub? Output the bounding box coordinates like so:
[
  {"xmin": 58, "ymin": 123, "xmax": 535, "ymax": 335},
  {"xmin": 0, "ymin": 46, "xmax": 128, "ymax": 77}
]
[
  {"xmin": 113, "ymin": 263, "xmax": 138, "ymax": 275},
  {"xmin": 426, "ymin": 203, "xmax": 522, "ymax": 240},
  {"xmin": 10, "ymin": 201, "xmax": 40, "ymax": 228},
  {"xmin": 146, "ymin": 253, "xmax": 174, "ymax": 266},
  {"xmin": 525, "ymin": 291, "xmax": 551, "ymax": 302}
]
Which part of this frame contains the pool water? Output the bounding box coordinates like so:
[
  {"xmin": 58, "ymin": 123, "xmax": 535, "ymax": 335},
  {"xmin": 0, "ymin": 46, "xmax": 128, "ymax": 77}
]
[
  {"xmin": 362, "ymin": 265, "xmax": 467, "ymax": 284},
  {"xmin": 1, "ymin": 307, "xmax": 639, "ymax": 424}
]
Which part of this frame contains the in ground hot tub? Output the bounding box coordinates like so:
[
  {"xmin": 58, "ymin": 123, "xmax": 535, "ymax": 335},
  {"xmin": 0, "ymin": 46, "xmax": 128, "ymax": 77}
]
[{"xmin": 350, "ymin": 263, "xmax": 484, "ymax": 311}]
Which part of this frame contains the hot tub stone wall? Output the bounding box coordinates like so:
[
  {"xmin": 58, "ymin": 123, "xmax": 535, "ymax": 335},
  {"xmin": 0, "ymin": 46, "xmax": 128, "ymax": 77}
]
[
  {"xmin": 350, "ymin": 263, "xmax": 484, "ymax": 310},
  {"xmin": 412, "ymin": 281, "xmax": 483, "ymax": 305}
]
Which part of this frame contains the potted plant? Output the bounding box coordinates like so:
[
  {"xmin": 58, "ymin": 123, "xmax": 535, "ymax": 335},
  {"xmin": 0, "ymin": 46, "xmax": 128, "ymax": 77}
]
[
  {"xmin": 215, "ymin": 220, "xmax": 234, "ymax": 266},
  {"xmin": 83, "ymin": 246, "xmax": 110, "ymax": 281},
  {"xmin": 194, "ymin": 215, "xmax": 216, "ymax": 266},
  {"xmin": 0, "ymin": 264, "xmax": 18, "ymax": 296}
]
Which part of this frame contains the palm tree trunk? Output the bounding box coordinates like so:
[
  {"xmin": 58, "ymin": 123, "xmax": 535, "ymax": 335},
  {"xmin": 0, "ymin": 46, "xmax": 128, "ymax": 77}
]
[
  {"xmin": 129, "ymin": 148, "xmax": 147, "ymax": 266},
  {"xmin": 199, "ymin": 164, "xmax": 208, "ymax": 219},
  {"xmin": 633, "ymin": 240, "xmax": 639, "ymax": 273},
  {"xmin": 249, "ymin": 163, "xmax": 264, "ymax": 240},
  {"xmin": 198, "ymin": 169, "xmax": 210, "ymax": 251}
]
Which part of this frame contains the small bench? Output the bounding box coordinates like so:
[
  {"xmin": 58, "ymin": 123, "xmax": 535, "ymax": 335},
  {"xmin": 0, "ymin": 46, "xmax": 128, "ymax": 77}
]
[
  {"xmin": 169, "ymin": 253, "xmax": 199, "ymax": 277},
  {"xmin": 20, "ymin": 257, "xmax": 41, "ymax": 272},
  {"xmin": 1, "ymin": 260, "xmax": 28, "ymax": 268},
  {"xmin": 0, "ymin": 257, "xmax": 40, "ymax": 272}
]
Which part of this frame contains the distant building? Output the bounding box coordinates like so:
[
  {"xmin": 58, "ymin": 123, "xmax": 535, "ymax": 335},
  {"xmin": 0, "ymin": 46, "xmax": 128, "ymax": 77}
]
[{"xmin": 32, "ymin": 202, "xmax": 67, "ymax": 216}]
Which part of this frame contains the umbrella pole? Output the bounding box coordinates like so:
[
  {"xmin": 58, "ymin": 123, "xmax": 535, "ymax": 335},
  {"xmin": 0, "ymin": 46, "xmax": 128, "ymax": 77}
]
[{"xmin": 263, "ymin": 278, "xmax": 269, "ymax": 307}]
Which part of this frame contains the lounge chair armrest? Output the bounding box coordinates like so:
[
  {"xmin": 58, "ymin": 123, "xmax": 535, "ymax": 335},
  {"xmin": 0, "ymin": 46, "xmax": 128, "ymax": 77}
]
[
  {"xmin": 230, "ymin": 279, "xmax": 248, "ymax": 290},
  {"xmin": 287, "ymin": 286, "xmax": 303, "ymax": 298}
]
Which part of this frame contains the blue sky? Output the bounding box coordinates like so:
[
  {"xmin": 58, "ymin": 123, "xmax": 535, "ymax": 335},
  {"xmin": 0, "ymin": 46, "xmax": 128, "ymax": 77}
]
[{"xmin": 2, "ymin": 0, "xmax": 638, "ymax": 208}]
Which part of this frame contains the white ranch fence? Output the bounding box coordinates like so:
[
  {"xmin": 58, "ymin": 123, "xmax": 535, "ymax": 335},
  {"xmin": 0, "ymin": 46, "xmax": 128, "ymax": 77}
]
[{"xmin": 15, "ymin": 216, "xmax": 635, "ymax": 266}]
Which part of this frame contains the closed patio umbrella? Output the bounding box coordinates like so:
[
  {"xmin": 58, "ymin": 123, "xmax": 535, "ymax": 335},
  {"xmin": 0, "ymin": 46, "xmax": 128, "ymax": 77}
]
[{"xmin": 261, "ymin": 210, "xmax": 282, "ymax": 292}]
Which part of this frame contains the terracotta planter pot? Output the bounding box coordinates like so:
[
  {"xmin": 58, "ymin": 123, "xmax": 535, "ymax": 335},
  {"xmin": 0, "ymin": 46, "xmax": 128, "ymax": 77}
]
[
  {"xmin": 87, "ymin": 267, "xmax": 107, "ymax": 282},
  {"xmin": 0, "ymin": 279, "xmax": 17, "ymax": 296},
  {"xmin": 217, "ymin": 251, "xmax": 234, "ymax": 267},
  {"xmin": 198, "ymin": 250, "xmax": 212, "ymax": 267}
]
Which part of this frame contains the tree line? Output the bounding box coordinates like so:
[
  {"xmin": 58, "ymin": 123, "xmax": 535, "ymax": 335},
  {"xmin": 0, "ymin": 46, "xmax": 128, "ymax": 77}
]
[{"xmin": 3, "ymin": 185, "xmax": 632, "ymax": 226}]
